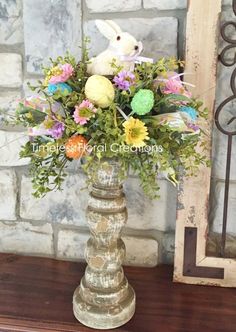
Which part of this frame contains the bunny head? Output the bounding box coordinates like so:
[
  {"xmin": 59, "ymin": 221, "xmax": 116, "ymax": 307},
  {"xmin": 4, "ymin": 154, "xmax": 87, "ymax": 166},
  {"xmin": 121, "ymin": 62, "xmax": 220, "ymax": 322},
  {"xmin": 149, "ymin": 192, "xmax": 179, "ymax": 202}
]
[{"xmin": 95, "ymin": 20, "xmax": 141, "ymax": 56}]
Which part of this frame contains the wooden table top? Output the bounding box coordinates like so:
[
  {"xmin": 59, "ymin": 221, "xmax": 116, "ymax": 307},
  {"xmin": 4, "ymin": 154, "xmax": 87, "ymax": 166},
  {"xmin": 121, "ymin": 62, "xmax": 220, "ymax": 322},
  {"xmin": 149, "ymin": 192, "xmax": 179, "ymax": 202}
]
[{"xmin": 0, "ymin": 253, "xmax": 236, "ymax": 332}]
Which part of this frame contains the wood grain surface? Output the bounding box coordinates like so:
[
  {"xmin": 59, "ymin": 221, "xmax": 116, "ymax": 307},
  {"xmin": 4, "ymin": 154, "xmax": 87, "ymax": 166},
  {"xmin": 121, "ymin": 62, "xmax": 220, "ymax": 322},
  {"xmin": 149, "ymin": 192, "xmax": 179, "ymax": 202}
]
[{"xmin": 0, "ymin": 254, "xmax": 236, "ymax": 332}]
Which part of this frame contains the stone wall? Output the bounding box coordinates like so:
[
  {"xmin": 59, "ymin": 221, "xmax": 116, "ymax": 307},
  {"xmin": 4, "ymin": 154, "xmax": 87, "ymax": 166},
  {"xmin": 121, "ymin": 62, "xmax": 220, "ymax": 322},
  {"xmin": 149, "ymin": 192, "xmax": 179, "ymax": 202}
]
[{"xmin": 0, "ymin": 0, "xmax": 234, "ymax": 266}]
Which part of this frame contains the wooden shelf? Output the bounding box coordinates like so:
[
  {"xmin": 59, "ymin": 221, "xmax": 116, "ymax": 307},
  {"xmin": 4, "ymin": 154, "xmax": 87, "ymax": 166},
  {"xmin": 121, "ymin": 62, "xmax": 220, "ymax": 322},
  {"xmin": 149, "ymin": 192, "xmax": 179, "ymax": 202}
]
[{"xmin": 0, "ymin": 253, "xmax": 236, "ymax": 332}]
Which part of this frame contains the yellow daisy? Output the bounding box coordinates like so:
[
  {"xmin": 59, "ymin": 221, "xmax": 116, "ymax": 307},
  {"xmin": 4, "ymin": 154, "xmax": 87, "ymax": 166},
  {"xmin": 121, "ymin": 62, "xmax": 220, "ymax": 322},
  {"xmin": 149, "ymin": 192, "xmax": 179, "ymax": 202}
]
[
  {"xmin": 44, "ymin": 66, "xmax": 63, "ymax": 85},
  {"xmin": 123, "ymin": 117, "xmax": 149, "ymax": 147}
]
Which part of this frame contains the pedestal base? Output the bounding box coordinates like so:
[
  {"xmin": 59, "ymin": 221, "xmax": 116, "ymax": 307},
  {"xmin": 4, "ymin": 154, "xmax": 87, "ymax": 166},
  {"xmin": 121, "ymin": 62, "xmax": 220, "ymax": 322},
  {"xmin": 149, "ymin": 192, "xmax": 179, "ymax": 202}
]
[{"xmin": 73, "ymin": 284, "xmax": 136, "ymax": 330}]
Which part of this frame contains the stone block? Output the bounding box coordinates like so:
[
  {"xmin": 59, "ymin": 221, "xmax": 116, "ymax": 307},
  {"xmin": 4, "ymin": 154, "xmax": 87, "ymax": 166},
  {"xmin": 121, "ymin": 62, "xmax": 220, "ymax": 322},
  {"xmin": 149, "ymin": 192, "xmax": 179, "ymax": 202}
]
[
  {"xmin": 123, "ymin": 236, "xmax": 158, "ymax": 267},
  {"xmin": 57, "ymin": 229, "xmax": 158, "ymax": 267},
  {"xmin": 23, "ymin": 79, "xmax": 44, "ymax": 97},
  {"xmin": 212, "ymin": 17, "xmax": 236, "ymax": 181},
  {"xmin": 212, "ymin": 61, "xmax": 236, "ymax": 181},
  {"xmin": 0, "ymin": 53, "xmax": 22, "ymax": 88},
  {"xmin": 20, "ymin": 172, "xmax": 89, "ymax": 226},
  {"xmin": 84, "ymin": 17, "xmax": 178, "ymax": 59},
  {"xmin": 211, "ymin": 127, "xmax": 236, "ymax": 180},
  {"xmin": 0, "ymin": 91, "xmax": 21, "ymax": 117},
  {"xmin": 207, "ymin": 232, "xmax": 236, "ymax": 257},
  {"xmin": 209, "ymin": 180, "xmax": 236, "ymax": 234},
  {"xmin": 217, "ymin": 10, "xmax": 236, "ymax": 63},
  {"xmin": 143, "ymin": 0, "xmax": 187, "ymax": 10},
  {"xmin": 215, "ymin": 64, "xmax": 235, "ymax": 108},
  {"xmin": 124, "ymin": 177, "xmax": 177, "ymax": 231},
  {"xmin": 162, "ymin": 232, "xmax": 175, "ymax": 264},
  {"xmin": 223, "ymin": 0, "xmax": 233, "ymax": 6},
  {"xmin": 0, "ymin": 0, "xmax": 23, "ymax": 44},
  {"xmin": 57, "ymin": 230, "xmax": 89, "ymax": 260},
  {"xmin": 23, "ymin": 0, "xmax": 82, "ymax": 74},
  {"xmin": 0, "ymin": 221, "xmax": 53, "ymax": 255},
  {"xmin": 20, "ymin": 171, "xmax": 177, "ymax": 230},
  {"xmin": 0, "ymin": 130, "xmax": 30, "ymax": 166},
  {"xmin": 86, "ymin": 0, "xmax": 141, "ymax": 12},
  {"xmin": 0, "ymin": 170, "xmax": 17, "ymax": 220}
]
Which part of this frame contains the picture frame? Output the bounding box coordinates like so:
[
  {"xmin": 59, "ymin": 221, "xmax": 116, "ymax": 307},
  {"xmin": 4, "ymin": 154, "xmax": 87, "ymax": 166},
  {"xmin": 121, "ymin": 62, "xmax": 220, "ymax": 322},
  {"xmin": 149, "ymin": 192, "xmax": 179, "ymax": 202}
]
[{"xmin": 173, "ymin": 0, "xmax": 236, "ymax": 287}]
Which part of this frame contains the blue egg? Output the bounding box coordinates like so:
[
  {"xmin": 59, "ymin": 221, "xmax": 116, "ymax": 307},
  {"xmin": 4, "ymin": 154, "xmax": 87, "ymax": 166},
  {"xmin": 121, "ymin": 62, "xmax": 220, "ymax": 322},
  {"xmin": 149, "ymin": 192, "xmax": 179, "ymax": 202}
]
[
  {"xmin": 180, "ymin": 106, "xmax": 198, "ymax": 121},
  {"xmin": 48, "ymin": 83, "xmax": 72, "ymax": 95}
]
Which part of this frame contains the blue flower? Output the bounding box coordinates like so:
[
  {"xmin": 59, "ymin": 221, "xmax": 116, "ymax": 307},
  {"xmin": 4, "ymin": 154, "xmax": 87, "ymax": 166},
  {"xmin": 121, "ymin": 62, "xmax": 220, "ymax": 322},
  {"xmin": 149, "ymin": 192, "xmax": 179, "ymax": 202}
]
[
  {"xmin": 180, "ymin": 106, "xmax": 198, "ymax": 121},
  {"xmin": 48, "ymin": 83, "xmax": 72, "ymax": 95}
]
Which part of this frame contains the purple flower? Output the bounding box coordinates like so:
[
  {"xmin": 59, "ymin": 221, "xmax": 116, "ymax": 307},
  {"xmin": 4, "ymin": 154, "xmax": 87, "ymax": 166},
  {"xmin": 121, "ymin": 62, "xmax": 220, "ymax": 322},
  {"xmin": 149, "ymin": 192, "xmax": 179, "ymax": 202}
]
[
  {"xmin": 113, "ymin": 70, "xmax": 135, "ymax": 90},
  {"xmin": 187, "ymin": 123, "xmax": 200, "ymax": 132},
  {"xmin": 48, "ymin": 121, "xmax": 65, "ymax": 139}
]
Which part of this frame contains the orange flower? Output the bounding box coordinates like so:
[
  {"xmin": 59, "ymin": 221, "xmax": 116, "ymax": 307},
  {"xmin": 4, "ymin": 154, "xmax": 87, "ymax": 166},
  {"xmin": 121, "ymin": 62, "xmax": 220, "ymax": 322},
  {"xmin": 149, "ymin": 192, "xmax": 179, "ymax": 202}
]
[{"xmin": 65, "ymin": 135, "xmax": 88, "ymax": 159}]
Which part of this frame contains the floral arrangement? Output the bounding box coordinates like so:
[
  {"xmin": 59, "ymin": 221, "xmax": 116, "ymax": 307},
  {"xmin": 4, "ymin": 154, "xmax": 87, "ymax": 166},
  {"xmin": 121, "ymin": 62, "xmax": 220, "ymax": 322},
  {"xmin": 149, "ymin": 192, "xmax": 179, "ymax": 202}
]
[{"xmin": 12, "ymin": 39, "xmax": 208, "ymax": 198}]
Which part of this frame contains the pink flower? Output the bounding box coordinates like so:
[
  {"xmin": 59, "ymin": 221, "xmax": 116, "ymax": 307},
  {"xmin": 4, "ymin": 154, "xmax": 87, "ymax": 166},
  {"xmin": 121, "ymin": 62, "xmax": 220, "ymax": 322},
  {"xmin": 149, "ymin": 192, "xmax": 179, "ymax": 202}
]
[
  {"xmin": 158, "ymin": 72, "xmax": 192, "ymax": 98},
  {"xmin": 73, "ymin": 100, "xmax": 97, "ymax": 125},
  {"xmin": 49, "ymin": 64, "xmax": 74, "ymax": 84}
]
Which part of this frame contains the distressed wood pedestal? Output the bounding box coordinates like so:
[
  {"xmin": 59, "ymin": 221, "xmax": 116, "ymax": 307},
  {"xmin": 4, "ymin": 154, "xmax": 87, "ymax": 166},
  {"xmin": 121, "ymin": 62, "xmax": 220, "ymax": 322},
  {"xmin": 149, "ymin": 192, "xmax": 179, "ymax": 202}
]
[{"xmin": 73, "ymin": 160, "xmax": 135, "ymax": 329}]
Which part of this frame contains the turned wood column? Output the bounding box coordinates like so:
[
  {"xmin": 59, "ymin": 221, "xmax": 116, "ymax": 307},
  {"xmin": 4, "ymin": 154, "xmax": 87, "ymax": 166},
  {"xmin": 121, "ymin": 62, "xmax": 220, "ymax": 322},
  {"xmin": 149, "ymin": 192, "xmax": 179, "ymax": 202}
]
[{"xmin": 73, "ymin": 160, "xmax": 135, "ymax": 329}]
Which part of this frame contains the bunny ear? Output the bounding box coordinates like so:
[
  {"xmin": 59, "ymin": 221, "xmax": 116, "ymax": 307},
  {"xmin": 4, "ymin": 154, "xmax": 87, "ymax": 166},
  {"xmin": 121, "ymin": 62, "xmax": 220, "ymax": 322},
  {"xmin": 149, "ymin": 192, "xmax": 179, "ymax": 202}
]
[
  {"xmin": 95, "ymin": 20, "xmax": 122, "ymax": 40},
  {"xmin": 105, "ymin": 20, "xmax": 122, "ymax": 34}
]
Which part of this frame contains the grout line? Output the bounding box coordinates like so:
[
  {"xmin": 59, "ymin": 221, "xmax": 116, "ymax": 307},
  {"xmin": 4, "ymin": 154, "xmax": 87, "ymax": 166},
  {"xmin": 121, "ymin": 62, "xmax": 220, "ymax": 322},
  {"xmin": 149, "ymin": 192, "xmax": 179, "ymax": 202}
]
[{"xmin": 83, "ymin": 8, "xmax": 187, "ymax": 20}]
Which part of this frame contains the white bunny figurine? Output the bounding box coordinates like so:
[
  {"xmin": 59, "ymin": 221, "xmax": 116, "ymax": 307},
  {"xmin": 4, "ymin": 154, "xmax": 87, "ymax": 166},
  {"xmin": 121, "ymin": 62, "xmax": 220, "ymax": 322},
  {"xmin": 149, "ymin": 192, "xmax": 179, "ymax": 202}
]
[{"xmin": 87, "ymin": 20, "xmax": 143, "ymax": 76}]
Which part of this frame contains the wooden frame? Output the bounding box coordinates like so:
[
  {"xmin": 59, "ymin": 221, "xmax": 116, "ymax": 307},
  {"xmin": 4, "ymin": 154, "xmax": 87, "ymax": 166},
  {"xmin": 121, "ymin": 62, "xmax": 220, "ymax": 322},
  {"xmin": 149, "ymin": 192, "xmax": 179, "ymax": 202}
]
[{"xmin": 173, "ymin": 0, "xmax": 236, "ymax": 287}]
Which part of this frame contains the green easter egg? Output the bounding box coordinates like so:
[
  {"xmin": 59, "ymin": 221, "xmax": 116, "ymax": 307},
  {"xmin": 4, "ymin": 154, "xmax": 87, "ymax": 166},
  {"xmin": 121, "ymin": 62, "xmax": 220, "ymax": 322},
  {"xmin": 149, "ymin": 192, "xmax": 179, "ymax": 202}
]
[{"xmin": 131, "ymin": 89, "xmax": 154, "ymax": 115}]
